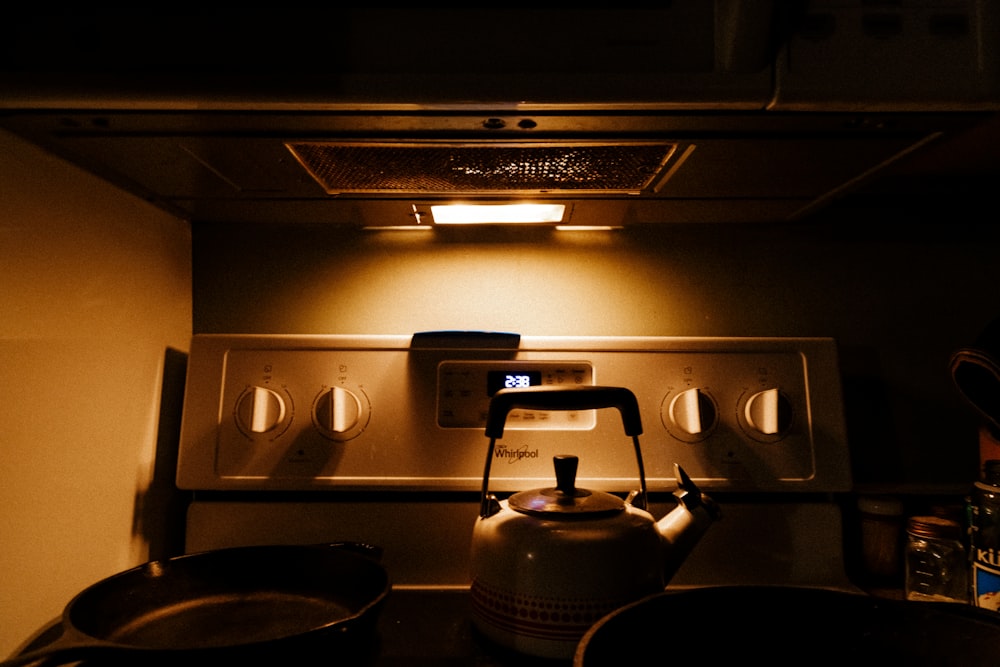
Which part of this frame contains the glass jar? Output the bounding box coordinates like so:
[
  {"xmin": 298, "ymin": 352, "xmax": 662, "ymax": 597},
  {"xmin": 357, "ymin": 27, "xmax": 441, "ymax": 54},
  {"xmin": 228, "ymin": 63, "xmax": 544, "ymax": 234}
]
[
  {"xmin": 857, "ymin": 495, "xmax": 904, "ymax": 587},
  {"xmin": 904, "ymin": 515, "xmax": 969, "ymax": 604}
]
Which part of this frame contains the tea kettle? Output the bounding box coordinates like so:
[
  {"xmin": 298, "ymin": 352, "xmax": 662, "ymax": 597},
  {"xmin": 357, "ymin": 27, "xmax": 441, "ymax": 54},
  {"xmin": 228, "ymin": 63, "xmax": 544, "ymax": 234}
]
[{"xmin": 469, "ymin": 385, "xmax": 721, "ymax": 660}]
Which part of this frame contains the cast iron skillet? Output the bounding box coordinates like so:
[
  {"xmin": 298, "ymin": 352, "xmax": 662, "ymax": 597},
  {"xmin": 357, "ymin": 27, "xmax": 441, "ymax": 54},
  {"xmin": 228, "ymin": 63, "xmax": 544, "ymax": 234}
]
[
  {"xmin": 2, "ymin": 542, "xmax": 390, "ymax": 667},
  {"xmin": 575, "ymin": 585, "xmax": 1000, "ymax": 666}
]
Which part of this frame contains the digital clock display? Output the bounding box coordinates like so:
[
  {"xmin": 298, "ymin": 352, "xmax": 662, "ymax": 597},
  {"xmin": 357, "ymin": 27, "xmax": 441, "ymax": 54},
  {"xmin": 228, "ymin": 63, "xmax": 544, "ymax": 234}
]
[{"xmin": 486, "ymin": 370, "xmax": 543, "ymax": 396}]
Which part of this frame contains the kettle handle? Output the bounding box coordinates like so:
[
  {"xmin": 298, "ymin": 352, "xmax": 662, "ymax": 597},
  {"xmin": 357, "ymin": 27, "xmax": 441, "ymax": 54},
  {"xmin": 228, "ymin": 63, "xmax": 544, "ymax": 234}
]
[
  {"xmin": 480, "ymin": 386, "xmax": 647, "ymax": 517},
  {"xmin": 485, "ymin": 385, "xmax": 643, "ymax": 438}
]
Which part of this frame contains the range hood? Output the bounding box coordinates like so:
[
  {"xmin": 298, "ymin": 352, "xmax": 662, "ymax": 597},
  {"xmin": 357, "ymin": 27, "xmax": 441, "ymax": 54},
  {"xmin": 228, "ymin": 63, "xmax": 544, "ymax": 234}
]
[{"xmin": 2, "ymin": 4, "xmax": 999, "ymax": 226}]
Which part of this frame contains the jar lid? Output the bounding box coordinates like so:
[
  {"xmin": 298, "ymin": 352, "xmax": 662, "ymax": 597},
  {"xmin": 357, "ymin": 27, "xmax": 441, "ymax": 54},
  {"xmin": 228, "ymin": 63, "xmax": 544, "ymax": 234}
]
[
  {"xmin": 857, "ymin": 495, "xmax": 903, "ymax": 516},
  {"xmin": 906, "ymin": 515, "xmax": 963, "ymax": 541}
]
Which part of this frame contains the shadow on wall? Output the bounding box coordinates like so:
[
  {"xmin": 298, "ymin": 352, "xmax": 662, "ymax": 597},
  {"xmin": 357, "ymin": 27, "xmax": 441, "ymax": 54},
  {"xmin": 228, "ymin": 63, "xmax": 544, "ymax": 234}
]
[{"xmin": 132, "ymin": 347, "xmax": 189, "ymax": 560}]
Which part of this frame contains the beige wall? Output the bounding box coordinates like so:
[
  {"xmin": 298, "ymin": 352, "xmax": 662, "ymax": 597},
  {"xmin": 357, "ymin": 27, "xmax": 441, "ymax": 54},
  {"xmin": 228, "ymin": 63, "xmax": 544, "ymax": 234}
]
[{"xmin": 0, "ymin": 129, "xmax": 191, "ymax": 657}]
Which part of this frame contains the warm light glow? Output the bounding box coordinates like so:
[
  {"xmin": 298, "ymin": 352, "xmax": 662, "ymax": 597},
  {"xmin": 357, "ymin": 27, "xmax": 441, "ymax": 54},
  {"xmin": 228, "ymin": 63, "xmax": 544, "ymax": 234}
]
[
  {"xmin": 431, "ymin": 204, "xmax": 566, "ymax": 224},
  {"xmin": 361, "ymin": 226, "xmax": 434, "ymax": 232}
]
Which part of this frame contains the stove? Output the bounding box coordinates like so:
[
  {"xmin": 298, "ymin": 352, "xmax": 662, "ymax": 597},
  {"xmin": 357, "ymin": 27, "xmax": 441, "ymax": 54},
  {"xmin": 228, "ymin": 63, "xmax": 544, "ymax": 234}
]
[{"xmin": 168, "ymin": 332, "xmax": 856, "ymax": 664}]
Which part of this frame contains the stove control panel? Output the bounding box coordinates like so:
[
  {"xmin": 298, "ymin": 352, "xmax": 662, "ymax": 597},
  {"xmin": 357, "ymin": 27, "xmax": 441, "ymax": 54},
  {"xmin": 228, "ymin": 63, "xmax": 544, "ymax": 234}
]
[
  {"xmin": 176, "ymin": 334, "xmax": 851, "ymax": 493},
  {"xmin": 437, "ymin": 360, "xmax": 596, "ymax": 429}
]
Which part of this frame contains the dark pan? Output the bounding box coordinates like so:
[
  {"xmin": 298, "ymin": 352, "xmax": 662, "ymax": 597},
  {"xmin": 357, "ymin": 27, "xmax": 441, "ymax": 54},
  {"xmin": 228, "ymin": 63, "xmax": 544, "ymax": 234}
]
[
  {"xmin": 574, "ymin": 585, "xmax": 1000, "ymax": 666},
  {"xmin": 2, "ymin": 542, "xmax": 389, "ymax": 667}
]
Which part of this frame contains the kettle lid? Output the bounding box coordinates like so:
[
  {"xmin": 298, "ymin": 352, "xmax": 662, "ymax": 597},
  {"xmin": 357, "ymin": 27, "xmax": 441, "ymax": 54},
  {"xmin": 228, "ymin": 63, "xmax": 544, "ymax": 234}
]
[{"xmin": 508, "ymin": 455, "xmax": 625, "ymax": 517}]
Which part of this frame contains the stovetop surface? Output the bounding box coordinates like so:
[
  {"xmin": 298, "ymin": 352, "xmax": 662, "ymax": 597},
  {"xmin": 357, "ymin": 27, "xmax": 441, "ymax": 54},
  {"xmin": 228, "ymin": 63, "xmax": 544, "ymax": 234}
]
[
  {"xmin": 25, "ymin": 586, "xmax": 1000, "ymax": 666},
  {"xmin": 373, "ymin": 589, "xmax": 566, "ymax": 666}
]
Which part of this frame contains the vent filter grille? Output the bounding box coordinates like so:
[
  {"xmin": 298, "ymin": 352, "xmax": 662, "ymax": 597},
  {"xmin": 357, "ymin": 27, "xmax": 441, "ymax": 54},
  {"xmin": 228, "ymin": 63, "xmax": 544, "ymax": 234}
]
[{"xmin": 286, "ymin": 142, "xmax": 677, "ymax": 194}]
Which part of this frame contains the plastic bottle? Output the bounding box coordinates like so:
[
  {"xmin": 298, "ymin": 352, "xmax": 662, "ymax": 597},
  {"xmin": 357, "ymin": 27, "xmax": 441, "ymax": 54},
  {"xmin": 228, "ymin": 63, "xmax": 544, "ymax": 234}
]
[{"xmin": 971, "ymin": 459, "xmax": 1000, "ymax": 611}]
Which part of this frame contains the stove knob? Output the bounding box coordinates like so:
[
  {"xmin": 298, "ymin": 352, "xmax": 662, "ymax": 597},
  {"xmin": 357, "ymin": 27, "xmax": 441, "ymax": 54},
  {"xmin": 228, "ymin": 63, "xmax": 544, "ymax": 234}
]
[
  {"xmin": 662, "ymin": 387, "xmax": 717, "ymax": 441},
  {"xmin": 743, "ymin": 388, "xmax": 793, "ymax": 437},
  {"xmin": 235, "ymin": 386, "xmax": 287, "ymax": 434},
  {"xmin": 313, "ymin": 385, "xmax": 369, "ymax": 440}
]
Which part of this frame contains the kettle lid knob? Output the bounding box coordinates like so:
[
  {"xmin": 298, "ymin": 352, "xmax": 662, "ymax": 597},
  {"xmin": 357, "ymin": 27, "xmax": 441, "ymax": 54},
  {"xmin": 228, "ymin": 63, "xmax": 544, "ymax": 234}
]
[
  {"xmin": 508, "ymin": 455, "xmax": 625, "ymax": 517},
  {"xmin": 554, "ymin": 454, "xmax": 581, "ymax": 496}
]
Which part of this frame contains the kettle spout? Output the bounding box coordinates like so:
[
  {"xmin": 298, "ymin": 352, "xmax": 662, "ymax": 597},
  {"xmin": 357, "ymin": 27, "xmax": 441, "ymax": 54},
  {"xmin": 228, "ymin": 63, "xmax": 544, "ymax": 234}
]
[{"xmin": 655, "ymin": 464, "xmax": 721, "ymax": 583}]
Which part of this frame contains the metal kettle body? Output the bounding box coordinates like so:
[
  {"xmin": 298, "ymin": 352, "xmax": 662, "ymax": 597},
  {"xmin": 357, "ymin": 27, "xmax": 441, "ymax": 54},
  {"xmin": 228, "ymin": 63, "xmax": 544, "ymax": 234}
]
[{"xmin": 469, "ymin": 386, "xmax": 721, "ymax": 660}]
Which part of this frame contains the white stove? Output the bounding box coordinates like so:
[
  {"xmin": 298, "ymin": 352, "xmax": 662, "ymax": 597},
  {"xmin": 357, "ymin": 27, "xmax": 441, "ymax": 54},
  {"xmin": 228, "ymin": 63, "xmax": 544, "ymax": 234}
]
[{"xmin": 177, "ymin": 332, "xmax": 855, "ymax": 596}]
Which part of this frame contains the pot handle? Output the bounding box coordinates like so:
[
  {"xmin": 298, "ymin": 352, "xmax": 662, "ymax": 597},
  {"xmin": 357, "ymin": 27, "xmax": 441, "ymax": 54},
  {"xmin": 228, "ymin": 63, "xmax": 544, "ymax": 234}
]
[{"xmin": 480, "ymin": 386, "xmax": 647, "ymax": 517}]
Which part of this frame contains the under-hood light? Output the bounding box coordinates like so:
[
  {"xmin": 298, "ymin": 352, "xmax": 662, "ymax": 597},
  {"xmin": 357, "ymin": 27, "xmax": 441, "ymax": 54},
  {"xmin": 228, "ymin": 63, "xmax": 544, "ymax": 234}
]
[
  {"xmin": 430, "ymin": 204, "xmax": 566, "ymax": 225},
  {"xmin": 555, "ymin": 225, "xmax": 622, "ymax": 232}
]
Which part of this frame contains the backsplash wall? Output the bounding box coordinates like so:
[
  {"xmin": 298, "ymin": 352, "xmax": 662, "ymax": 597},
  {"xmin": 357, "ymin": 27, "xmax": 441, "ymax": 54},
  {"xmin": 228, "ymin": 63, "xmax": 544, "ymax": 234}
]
[{"xmin": 192, "ymin": 216, "xmax": 999, "ymax": 489}]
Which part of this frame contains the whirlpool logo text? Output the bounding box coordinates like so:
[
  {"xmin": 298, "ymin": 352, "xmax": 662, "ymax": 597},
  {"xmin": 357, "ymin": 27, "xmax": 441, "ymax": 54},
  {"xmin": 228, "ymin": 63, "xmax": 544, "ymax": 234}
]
[{"xmin": 494, "ymin": 444, "xmax": 539, "ymax": 463}]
